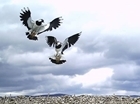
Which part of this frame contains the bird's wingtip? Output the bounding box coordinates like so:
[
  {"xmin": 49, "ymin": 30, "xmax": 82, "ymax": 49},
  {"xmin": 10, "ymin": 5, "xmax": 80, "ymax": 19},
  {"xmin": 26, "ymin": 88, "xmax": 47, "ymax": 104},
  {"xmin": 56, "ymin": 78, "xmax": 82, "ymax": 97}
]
[
  {"xmin": 59, "ymin": 16, "xmax": 63, "ymax": 20},
  {"xmin": 79, "ymin": 31, "xmax": 82, "ymax": 35},
  {"xmin": 45, "ymin": 36, "xmax": 48, "ymax": 41},
  {"xmin": 23, "ymin": 7, "xmax": 26, "ymax": 10},
  {"xmin": 22, "ymin": 7, "xmax": 30, "ymax": 11}
]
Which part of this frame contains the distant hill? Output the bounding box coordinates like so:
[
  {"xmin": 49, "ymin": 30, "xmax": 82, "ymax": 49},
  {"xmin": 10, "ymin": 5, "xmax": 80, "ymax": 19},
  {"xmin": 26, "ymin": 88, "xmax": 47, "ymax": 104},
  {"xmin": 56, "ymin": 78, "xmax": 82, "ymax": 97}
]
[
  {"xmin": 1, "ymin": 94, "xmax": 140, "ymax": 98},
  {"xmin": 23, "ymin": 93, "xmax": 68, "ymax": 97},
  {"xmin": 0, "ymin": 93, "xmax": 68, "ymax": 98},
  {"xmin": 119, "ymin": 95, "xmax": 140, "ymax": 98},
  {"xmin": 33, "ymin": 93, "xmax": 68, "ymax": 97}
]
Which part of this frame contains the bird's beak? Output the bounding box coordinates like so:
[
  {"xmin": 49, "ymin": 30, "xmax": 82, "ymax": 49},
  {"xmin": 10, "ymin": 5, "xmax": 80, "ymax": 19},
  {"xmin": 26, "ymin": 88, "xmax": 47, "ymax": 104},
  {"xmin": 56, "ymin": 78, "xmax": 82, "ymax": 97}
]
[{"xmin": 41, "ymin": 19, "xmax": 44, "ymax": 23}]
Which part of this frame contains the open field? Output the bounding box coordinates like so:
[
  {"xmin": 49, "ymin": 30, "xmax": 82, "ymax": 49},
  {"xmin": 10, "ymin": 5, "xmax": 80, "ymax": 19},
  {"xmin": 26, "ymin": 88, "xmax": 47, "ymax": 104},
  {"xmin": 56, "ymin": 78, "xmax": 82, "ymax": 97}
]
[{"xmin": 0, "ymin": 95, "xmax": 140, "ymax": 104}]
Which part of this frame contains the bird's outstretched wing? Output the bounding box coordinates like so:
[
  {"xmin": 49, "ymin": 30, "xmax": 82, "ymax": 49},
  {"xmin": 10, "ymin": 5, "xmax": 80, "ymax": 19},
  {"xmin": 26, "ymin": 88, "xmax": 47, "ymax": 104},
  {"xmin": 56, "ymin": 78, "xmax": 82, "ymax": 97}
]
[
  {"xmin": 45, "ymin": 36, "xmax": 57, "ymax": 47},
  {"xmin": 38, "ymin": 17, "xmax": 62, "ymax": 35},
  {"xmin": 20, "ymin": 7, "xmax": 34, "ymax": 30},
  {"xmin": 61, "ymin": 32, "xmax": 82, "ymax": 54}
]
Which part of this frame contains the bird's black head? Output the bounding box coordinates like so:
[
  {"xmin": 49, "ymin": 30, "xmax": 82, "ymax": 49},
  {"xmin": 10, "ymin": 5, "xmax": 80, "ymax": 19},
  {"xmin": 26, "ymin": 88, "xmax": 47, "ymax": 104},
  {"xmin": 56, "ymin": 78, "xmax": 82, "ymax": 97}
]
[
  {"xmin": 36, "ymin": 19, "xmax": 44, "ymax": 26},
  {"xmin": 40, "ymin": 19, "xmax": 44, "ymax": 23},
  {"xmin": 55, "ymin": 41, "xmax": 62, "ymax": 49}
]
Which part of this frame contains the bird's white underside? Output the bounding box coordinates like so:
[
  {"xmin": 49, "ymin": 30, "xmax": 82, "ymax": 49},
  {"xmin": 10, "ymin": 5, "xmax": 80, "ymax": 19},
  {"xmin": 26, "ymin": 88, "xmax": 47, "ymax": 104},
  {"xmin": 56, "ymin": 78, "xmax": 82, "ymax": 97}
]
[{"xmin": 27, "ymin": 17, "xmax": 50, "ymax": 35}]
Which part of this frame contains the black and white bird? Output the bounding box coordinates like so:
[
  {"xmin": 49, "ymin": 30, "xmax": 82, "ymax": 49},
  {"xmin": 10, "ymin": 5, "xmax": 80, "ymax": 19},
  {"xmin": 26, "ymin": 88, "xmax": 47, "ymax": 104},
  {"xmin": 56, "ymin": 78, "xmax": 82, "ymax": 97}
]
[
  {"xmin": 45, "ymin": 32, "xmax": 82, "ymax": 56},
  {"xmin": 46, "ymin": 32, "xmax": 81, "ymax": 64},
  {"xmin": 20, "ymin": 7, "xmax": 62, "ymax": 40}
]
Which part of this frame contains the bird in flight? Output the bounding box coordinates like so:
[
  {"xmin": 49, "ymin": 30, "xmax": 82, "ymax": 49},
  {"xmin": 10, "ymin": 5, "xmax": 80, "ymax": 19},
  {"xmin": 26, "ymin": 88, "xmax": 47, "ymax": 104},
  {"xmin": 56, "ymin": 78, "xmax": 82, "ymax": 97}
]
[
  {"xmin": 20, "ymin": 7, "xmax": 62, "ymax": 40},
  {"xmin": 45, "ymin": 32, "xmax": 81, "ymax": 64}
]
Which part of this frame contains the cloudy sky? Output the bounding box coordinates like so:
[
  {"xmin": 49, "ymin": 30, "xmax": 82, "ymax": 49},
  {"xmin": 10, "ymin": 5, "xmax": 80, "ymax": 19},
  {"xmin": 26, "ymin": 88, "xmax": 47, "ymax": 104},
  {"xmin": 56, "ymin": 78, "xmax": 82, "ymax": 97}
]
[{"xmin": 0, "ymin": 0, "xmax": 140, "ymax": 96}]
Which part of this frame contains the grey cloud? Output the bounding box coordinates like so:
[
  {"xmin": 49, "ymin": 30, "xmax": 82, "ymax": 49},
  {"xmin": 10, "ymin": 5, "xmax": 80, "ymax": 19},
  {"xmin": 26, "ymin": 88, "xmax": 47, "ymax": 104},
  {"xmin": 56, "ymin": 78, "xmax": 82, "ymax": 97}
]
[
  {"xmin": 111, "ymin": 80, "xmax": 140, "ymax": 92},
  {"xmin": 107, "ymin": 64, "xmax": 140, "ymax": 93},
  {"xmin": 104, "ymin": 35, "xmax": 140, "ymax": 66},
  {"xmin": 0, "ymin": 62, "xmax": 47, "ymax": 93},
  {"xmin": 0, "ymin": 4, "xmax": 20, "ymax": 24}
]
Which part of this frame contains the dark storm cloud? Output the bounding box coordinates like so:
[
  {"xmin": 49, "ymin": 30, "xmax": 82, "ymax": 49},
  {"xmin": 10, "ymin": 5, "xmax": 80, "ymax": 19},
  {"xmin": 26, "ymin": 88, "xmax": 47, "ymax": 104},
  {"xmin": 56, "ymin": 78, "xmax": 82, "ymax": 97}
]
[
  {"xmin": 111, "ymin": 80, "xmax": 140, "ymax": 92},
  {"xmin": 107, "ymin": 63, "xmax": 140, "ymax": 94},
  {"xmin": 89, "ymin": 34, "xmax": 140, "ymax": 94},
  {"xmin": 79, "ymin": 32, "xmax": 140, "ymax": 67},
  {"xmin": 0, "ymin": 62, "xmax": 24, "ymax": 91},
  {"xmin": 104, "ymin": 35, "xmax": 140, "ymax": 64},
  {"xmin": 0, "ymin": 63, "xmax": 21, "ymax": 81},
  {"xmin": 0, "ymin": 62, "xmax": 48, "ymax": 93}
]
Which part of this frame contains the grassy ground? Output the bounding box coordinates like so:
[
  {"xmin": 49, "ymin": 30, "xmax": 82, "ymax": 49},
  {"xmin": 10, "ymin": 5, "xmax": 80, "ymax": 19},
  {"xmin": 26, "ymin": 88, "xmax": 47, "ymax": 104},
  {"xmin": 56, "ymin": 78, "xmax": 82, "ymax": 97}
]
[{"xmin": 0, "ymin": 95, "xmax": 140, "ymax": 104}]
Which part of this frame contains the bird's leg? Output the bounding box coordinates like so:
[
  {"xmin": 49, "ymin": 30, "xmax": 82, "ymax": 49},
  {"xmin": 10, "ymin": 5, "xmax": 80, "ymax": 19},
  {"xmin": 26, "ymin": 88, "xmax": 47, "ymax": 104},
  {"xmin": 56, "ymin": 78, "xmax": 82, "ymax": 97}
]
[
  {"xmin": 26, "ymin": 32, "xmax": 29, "ymax": 35},
  {"xmin": 55, "ymin": 52, "xmax": 59, "ymax": 57},
  {"xmin": 31, "ymin": 31, "xmax": 36, "ymax": 36},
  {"xmin": 55, "ymin": 49, "xmax": 58, "ymax": 57},
  {"xmin": 26, "ymin": 29, "xmax": 32, "ymax": 35}
]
